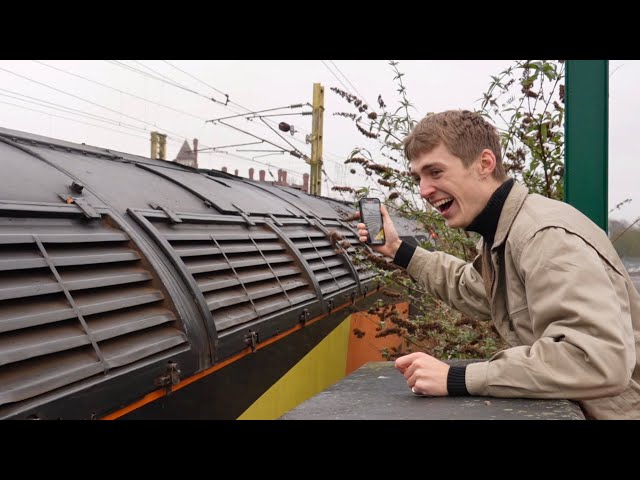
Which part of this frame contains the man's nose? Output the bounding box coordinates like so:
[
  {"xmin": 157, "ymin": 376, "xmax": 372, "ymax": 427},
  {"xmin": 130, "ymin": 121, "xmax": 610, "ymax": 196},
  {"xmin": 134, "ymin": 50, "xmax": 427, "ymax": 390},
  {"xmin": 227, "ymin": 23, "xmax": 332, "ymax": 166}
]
[{"xmin": 420, "ymin": 181, "xmax": 436, "ymax": 199}]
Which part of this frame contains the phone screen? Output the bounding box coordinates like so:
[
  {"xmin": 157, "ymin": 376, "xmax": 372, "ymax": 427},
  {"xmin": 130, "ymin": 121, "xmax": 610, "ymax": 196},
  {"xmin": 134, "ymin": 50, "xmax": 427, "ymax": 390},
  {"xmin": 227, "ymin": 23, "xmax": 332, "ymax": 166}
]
[{"xmin": 359, "ymin": 198, "xmax": 385, "ymax": 245}]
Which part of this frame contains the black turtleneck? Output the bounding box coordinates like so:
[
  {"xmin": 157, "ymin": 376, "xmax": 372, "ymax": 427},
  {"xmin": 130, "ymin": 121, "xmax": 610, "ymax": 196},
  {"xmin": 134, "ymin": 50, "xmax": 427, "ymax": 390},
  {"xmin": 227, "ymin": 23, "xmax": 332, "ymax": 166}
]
[
  {"xmin": 465, "ymin": 178, "xmax": 514, "ymax": 246},
  {"xmin": 392, "ymin": 177, "xmax": 515, "ymax": 396}
]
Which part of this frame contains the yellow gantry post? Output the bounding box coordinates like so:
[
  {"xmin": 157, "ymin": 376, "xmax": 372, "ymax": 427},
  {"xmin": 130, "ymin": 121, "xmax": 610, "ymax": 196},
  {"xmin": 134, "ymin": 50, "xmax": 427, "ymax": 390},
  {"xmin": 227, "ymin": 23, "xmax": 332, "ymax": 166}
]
[
  {"xmin": 158, "ymin": 133, "xmax": 167, "ymax": 160},
  {"xmin": 150, "ymin": 131, "xmax": 159, "ymax": 160},
  {"xmin": 150, "ymin": 131, "xmax": 168, "ymax": 160},
  {"xmin": 309, "ymin": 83, "xmax": 324, "ymax": 196}
]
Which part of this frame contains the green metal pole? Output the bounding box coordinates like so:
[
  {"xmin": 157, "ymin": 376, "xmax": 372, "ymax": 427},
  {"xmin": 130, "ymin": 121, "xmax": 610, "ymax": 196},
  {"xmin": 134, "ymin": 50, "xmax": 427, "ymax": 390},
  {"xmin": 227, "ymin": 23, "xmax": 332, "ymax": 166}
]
[{"xmin": 564, "ymin": 60, "xmax": 609, "ymax": 232}]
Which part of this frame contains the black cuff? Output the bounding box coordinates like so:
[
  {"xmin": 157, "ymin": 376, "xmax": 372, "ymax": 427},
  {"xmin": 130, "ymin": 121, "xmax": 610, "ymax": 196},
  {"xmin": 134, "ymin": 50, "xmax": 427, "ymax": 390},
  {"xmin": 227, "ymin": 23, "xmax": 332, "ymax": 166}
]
[
  {"xmin": 393, "ymin": 241, "xmax": 416, "ymax": 269},
  {"xmin": 447, "ymin": 365, "xmax": 470, "ymax": 396}
]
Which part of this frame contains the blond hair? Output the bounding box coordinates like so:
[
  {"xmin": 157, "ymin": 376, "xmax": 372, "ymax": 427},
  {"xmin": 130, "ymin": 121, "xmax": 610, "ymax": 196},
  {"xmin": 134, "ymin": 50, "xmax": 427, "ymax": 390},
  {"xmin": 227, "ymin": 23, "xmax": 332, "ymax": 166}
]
[{"xmin": 403, "ymin": 110, "xmax": 506, "ymax": 180}]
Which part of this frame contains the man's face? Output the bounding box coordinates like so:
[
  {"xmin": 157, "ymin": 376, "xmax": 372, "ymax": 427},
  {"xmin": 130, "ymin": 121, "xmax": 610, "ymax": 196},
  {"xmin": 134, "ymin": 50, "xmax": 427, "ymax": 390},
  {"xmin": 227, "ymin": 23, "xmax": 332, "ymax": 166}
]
[{"xmin": 410, "ymin": 143, "xmax": 494, "ymax": 229}]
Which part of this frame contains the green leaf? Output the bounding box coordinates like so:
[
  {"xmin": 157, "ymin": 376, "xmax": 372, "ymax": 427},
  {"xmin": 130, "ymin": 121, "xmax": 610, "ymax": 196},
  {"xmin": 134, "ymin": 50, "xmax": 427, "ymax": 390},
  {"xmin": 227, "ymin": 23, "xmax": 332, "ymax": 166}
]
[{"xmin": 542, "ymin": 62, "xmax": 556, "ymax": 80}]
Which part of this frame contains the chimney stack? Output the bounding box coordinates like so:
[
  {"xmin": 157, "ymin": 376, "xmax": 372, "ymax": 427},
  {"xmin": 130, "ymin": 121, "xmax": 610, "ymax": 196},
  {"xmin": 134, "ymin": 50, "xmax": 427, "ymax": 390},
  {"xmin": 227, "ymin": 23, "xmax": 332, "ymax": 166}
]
[
  {"xmin": 234, "ymin": 169, "xmax": 239, "ymax": 176},
  {"xmin": 193, "ymin": 138, "xmax": 198, "ymax": 163},
  {"xmin": 282, "ymin": 170, "xmax": 287, "ymax": 184},
  {"xmin": 259, "ymin": 170, "xmax": 266, "ymax": 181},
  {"xmin": 222, "ymin": 166, "xmax": 228, "ymax": 173},
  {"xmin": 303, "ymin": 173, "xmax": 309, "ymax": 193},
  {"xmin": 249, "ymin": 168, "xmax": 254, "ymax": 180}
]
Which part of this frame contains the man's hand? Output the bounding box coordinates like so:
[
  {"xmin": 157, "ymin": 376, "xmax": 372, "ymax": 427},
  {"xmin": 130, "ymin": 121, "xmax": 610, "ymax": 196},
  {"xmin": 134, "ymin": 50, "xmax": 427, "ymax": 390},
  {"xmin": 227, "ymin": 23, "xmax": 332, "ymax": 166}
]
[
  {"xmin": 395, "ymin": 352, "xmax": 450, "ymax": 396},
  {"xmin": 356, "ymin": 204, "xmax": 402, "ymax": 259}
]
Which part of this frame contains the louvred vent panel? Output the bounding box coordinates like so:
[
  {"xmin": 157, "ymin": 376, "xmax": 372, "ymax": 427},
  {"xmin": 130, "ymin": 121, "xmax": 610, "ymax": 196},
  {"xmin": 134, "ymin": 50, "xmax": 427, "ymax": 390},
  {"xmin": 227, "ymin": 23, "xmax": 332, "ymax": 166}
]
[{"xmin": 0, "ymin": 212, "xmax": 186, "ymax": 407}]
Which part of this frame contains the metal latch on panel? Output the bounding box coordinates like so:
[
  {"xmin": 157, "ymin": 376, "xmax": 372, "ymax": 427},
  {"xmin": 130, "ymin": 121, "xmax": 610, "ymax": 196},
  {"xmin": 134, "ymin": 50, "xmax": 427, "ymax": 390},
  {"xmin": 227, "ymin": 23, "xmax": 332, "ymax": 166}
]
[
  {"xmin": 244, "ymin": 331, "xmax": 259, "ymax": 352},
  {"xmin": 232, "ymin": 203, "xmax": 255, "ymax": 226},
  {"xmin": 285, "ymin": 208, "xmax": 303, "ymax": 219},
  {"xmin": 347, "ymin": 291, "xmax": 357, "ymax": 305},
  {"xmin": 268, "ymin": 214, "xmax": 283, "ymax": 227},
  {"xmin": 149, "ymin": 203, "xmax": 182, "ymax": 224},
  {"xmin": 308, "ymin": 212, "xmax": 323, "ymax": 226},
  {"xmin": 299, "ymin": 308, "xmax": 310, "ymax": 325},
  {"xmin": 154, "ymin": 361, "xmax": 181, "ymax": 394},
  {"xmin": 326, "ymin": 299, "xmax": 334, "ymax": 313},
  {"xmin": 59, "ymin": 181, "xmax": 101, "ymax": 220}
]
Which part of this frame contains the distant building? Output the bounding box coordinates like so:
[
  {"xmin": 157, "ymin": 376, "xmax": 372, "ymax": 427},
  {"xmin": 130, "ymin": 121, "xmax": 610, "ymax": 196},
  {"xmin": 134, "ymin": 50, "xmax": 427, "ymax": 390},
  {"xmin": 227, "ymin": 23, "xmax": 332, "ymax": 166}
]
[
  {"xmin": 174, "ymin": 138, "xmax": 199, "ymax": 168},
  {"xmin": 242, "ymin": 167, "xmax": 309, "ymax": 193},
  {"xmin": 174, "ymin": 140, "xmax": 308, "ymax": 193}
]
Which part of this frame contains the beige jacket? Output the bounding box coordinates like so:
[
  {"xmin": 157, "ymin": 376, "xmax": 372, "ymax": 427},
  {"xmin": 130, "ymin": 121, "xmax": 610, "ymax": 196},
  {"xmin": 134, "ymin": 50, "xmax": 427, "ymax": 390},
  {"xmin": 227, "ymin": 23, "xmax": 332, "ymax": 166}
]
[{"xmin": 406, "ymin": 182, "xmax": 640, "ymax": 419}]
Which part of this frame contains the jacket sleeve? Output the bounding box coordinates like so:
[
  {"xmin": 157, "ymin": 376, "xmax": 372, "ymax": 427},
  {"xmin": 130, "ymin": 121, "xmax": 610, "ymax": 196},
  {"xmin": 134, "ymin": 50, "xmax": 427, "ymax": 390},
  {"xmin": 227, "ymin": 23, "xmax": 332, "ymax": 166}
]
[
  {"xmin": 406, "ymin": 246, "xmax": 491, "ymax": 320},
  {"xmin": 466, "ymin": 227, "xmax": 635, "ymax": 399}
]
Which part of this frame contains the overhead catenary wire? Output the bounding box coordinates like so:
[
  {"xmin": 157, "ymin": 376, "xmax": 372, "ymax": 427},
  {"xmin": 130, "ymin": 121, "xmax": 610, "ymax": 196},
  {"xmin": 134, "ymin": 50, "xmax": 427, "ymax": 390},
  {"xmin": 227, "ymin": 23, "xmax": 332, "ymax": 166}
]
[
  {"xmin": 0, "ymin": 65, "xmax": 201, "ymax": 144},
  {"xmin": 107, "ymin": 60, "xmax": 350, "ymax": 171},
  {"xmin": 0, "ymin": 91, "xmax": 192, "ymax": 151},
  {"xmin": 106, "ymin": 60, "xmax": 318, "ymax": 158},
  {"xmin": 207, "ymin": 104, "xmax": 308, "ymax": 124},
  {"xmin": 162, "ymin": 60, "xmax": 310, "ymax": 134},
  {"xmin": 196, "ymin": 140, "xmax": 264, "ymax": 152},
  {"xmin": 247, "ymin": 112, "xmax": 312, "ymax": 119},
  {"xmin": 33, "ymin": 60, "xmax": 209, "ymax": 121},
  {"xmin": 151, "ymin": 60, "xmax": 350, "ymax": 163},
  {"xmin": 162, "ymin": 60, "xmax": 230, "ymax": 105},
  {"xmin": 0, "ymin": 67, "xmax": 237, "ymax": 158},
  {"xmin": 132, "ymin": 60, "xmax": 192, "ymax": 89},
  {"xmin": 0, "ymin": 99, "xmax": 173, "ymax": 143},
  {"xmin": 258, "ymin": 117, "xmax": 307, "ymax": 159},
  {"xmin": 0, "ymin": 88, "xmax": 154, "ymax": 134},
  {"xmin": 328, "ymin": 60, "xmax": 371, "ymax": 107},
  {"xmin": 110, "ymin": 60, "xmax": 275, "ymax": 130},
  {"xmin": 321, "ymin": 61, "xmax": 354, "ymax": 97},
  {"xmin": 128, "ymin": 60, "xmax": 307, "ymax": 136},
  {"xmin": 216, "ymin": 119, "xmax": 303, "ymax": 159},
  {"xmin": 106, "ymin": 60, "xmax": 224, "ymax": 104},
  {"xmin": 236, "ymin": 149, "xmax": 283, "ymax": 152},
  {"xmin": 28, "ymin": 60, "xmax": 348, "ymax": 171},
  {"xmin": 252, "ymin": 152, "xmax": 285, "ymax": 159}
]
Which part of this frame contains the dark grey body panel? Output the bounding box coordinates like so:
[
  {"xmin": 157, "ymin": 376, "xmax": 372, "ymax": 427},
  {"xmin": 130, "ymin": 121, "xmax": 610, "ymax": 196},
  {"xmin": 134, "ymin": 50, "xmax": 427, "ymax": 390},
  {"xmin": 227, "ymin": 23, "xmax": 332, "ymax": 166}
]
[{"xmin": 0, "ymin": 126, "xmax": 424, "ymax": 419}]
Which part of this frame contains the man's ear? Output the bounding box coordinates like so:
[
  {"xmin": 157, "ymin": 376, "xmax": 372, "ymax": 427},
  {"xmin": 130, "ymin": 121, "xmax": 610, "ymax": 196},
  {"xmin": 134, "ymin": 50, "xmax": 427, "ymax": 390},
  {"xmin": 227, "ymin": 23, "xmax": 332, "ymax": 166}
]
[{"xmin": 478, "ymin": 149, "xmax": 497, "ymax": 177}]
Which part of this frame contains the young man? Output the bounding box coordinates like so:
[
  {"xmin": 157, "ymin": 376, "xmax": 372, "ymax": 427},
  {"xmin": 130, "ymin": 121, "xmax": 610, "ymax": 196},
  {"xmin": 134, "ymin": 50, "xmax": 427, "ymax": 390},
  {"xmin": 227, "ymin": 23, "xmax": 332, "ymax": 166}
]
[{"xmin": 357, "ymin": 110, "xmax": 640, "ymax": 419}]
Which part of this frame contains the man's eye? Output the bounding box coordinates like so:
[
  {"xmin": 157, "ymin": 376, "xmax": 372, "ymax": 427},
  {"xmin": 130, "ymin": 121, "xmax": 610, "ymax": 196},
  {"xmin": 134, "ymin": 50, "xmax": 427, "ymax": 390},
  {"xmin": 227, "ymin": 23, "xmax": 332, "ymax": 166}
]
[{"xmin": 432, "ymin": 170, "xmax": 442, "ymax": 177}]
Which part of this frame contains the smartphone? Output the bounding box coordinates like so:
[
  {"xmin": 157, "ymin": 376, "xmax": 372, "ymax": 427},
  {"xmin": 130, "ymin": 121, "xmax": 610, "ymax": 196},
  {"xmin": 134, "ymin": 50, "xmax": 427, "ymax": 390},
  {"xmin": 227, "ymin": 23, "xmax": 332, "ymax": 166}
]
[{"xmin": 358, "ymin": 198, "xmax": 386, "ymax": 245}]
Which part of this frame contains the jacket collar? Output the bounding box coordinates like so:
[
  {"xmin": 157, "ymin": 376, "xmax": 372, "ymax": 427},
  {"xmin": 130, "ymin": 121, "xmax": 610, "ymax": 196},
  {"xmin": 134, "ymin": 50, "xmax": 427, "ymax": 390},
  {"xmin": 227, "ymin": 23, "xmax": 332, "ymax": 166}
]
[
  {"xmin": 466, "ymin": 178, "xmax": 514, "ymax": 245},
  {"xmin": 492, "ymin": 181, "xmax": 529, "ymax": 250}
]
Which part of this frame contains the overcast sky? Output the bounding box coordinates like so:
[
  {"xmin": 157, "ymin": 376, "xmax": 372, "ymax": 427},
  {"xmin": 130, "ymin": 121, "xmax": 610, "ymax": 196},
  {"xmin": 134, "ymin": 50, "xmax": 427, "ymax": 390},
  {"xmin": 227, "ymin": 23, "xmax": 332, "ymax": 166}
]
[{"xmin": 0, "ymin": 60, "xmax": 637, "ymax": 222}]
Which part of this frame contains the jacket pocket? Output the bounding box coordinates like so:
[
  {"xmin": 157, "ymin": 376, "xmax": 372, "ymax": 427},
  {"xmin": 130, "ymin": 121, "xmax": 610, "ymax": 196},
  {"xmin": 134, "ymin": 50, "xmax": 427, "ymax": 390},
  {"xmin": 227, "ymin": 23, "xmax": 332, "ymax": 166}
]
[
  {"xmin": 619, "ymin": 386, "xmax": 640, "ymax": 414},
  {"xmin": 508, "ymin": 305, "xmax": 531, "ymax": 337}
]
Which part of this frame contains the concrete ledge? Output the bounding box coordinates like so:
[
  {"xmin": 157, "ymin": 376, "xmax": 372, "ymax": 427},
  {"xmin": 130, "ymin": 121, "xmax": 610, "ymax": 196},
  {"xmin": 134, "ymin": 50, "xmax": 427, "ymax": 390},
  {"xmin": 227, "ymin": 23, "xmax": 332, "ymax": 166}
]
[{"xmin": 280, "ymin": 361, "xmax": 585, "ymax": 420}]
